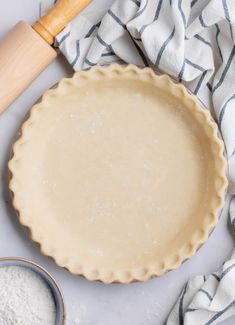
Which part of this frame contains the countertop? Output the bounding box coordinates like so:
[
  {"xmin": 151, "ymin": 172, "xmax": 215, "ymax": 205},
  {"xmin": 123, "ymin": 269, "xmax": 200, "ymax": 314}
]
[{"xmin": 0, "ymin": 1, "xmax": 234, "ymax": 324}]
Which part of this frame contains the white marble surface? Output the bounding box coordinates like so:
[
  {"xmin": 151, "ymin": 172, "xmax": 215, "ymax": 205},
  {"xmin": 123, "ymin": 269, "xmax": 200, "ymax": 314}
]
[{"xmin": 0, "ymin": 1, "xmax": 235, "ymax": 324}]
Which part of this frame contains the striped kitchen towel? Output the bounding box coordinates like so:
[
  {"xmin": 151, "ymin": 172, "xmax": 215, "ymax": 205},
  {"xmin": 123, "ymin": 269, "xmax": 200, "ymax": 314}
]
[{"xmin": 41, "ymin": 0, "xmax": 235, "ymax": 324}]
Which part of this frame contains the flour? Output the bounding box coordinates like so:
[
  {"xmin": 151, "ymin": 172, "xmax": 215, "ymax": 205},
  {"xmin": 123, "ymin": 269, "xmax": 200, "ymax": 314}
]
[{"xmin": 0, "ymin": 266, "xmax": 56, "ymax": 325}]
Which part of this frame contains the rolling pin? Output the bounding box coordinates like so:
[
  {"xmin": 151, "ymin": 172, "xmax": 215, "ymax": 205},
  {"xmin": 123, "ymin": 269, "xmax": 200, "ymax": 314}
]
[{"xmin": 0, "ymin": 0, "xmax": 92, "ymax": 113}]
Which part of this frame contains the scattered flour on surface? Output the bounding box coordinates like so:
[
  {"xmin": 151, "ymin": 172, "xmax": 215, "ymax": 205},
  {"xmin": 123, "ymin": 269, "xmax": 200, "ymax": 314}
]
[{"xmin": 0, "ymin": 266, "xmax": 56, "ymax": 325}]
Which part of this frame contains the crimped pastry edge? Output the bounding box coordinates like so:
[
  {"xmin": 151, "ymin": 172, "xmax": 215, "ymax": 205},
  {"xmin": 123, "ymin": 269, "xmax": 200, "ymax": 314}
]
[{"xmin": 8, "ymin": 64, "xmax": 228, "ymax": 284}]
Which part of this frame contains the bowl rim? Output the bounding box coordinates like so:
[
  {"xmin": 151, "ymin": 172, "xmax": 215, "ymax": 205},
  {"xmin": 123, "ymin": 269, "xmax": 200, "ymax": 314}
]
[{"xmin": 0, "ymin": 256, "xmax": 65, "ymax": 325}]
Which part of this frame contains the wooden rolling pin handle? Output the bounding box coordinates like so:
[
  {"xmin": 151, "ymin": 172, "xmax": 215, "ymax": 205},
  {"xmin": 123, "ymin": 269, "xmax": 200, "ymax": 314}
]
[{"xmin": 33, "ymin": 0, "xmax": 93, "ymax": 45}]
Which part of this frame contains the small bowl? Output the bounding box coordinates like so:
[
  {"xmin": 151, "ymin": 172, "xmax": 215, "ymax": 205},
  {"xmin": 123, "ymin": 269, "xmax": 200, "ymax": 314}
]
[{"xmin": 0, "ymin": 257, "xmax": 65, "ymax": 324}]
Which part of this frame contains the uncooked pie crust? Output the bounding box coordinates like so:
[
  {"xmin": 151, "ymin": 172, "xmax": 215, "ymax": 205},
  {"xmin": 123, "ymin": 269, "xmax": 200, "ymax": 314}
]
[{"xmin": 9, "ymin": 64, "xmax": 227, "ymax": 283}]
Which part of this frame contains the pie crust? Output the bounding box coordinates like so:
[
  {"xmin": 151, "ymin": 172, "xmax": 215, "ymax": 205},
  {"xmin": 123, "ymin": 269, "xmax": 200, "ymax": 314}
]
[{"xmin": 9, "ymin": 64, "xmax": 227, "ymax": 283}]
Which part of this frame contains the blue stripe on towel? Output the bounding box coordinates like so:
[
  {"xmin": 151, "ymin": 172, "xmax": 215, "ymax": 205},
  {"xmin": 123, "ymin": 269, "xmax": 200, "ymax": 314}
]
[
  {"xmin": 185, "ymin": 58, "xmax": 204, "ymax": 72},
  {"xmin": 215, "ymin": 24, "xmax": 223, "ymax": 62},
  {"xmin": 222, "ymin": 0, "xmax": 233, "ymax": 40},
  {"xmin": 194, "ymin": 70, "xmax": 207, "ymax": 94},
  {"xmin": 178, "ymin": 61, "xmax": 185, "ymax": 80},
  {"xmin": 58, "ymin": 31, "xmax": 71, "ymax": 45},
  {"xmin": 198, "ymin": 289, "xmax": 213, "ymax": 301},
  {"xmin": 199, "ymin": 13, "xmax": 208, "ymax": 28},
  {"xmin": 139, "ymin": 24, "xmax": 148, "ymax": 35},
  {"xmin": 178, "ymin": 0, "xmax": 186, "ymax": 26},
  {"xmin": 154, "ymin": 0, "xmax": 164, "ymax": 20},
  {"xmin": 84, "ymin": 58, "xmax": 96, "ymax": 66},
  {"xmin": 205, "ymin": 299, "xmax": 235, "ymax": 325},
  {"xmin": 220, "ymin": 262, "xmax": 235, "ymax": 280},
  {"xmin": 195, "ymin": 34, "xmax": 212, "ymax": 48},
  {"xmin": 191, "ymin": 0, "xmax": 199, "ymax": 7},
  {"xmin": 135, "ymin": 0, "xmax": 149, "ymax": 18},
  {"xmin": 211, "ymin": 273, "xmax": 220, "ymax": 281},
  {"xmin": 131, "ymin": 37, "xmax": 149, "ymax": 66},
  {"xmin": 156, "ymin": 26, "xmax": 176, "ymax": 66},
  {"xmin": 179, "ymin": 284, "xmax": 188, "ymax": 325},
  {"xmin": 139, "ymin": 0, "xmax": 163, "ymax": 37},
  {"xmin": 223, "ymin": 0, "xmax": 231, "ymax": 21},
  {"xmin": 219, "ymin": 94, "xmax": 235, "ymax": 125},
  {"xmin": 108, "ymin": 9, "xmax": 126, "ymax": 28},
  {"xmin": 97, "ymin": 34, "xmax": 112, "ymax": 50},
  {"xmin": 71, "ymin": 40, "xmax": 80, "ymax": 67},
  {"xmin": 186, "ymin": 308, "xmax": 197, "ymax": 312},
  {"xmin": 213, "ymin": 45, "xmax": 235, "ymax": 93},
  {"xmin": 85, "ymin": 22, "xmax": 101, "ymax": 38}
]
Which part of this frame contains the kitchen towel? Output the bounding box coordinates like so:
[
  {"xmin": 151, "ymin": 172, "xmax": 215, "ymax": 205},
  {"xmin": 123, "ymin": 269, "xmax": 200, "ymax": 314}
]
[{"xmin": 41, "ymin": 0, "xmax": 235, "ymax": 324}]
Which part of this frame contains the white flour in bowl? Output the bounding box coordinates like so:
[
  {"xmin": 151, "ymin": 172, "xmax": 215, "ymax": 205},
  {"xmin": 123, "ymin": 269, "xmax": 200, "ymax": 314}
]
[{"xmin": 0, "ymin": 265, "xmax": 56, "ymax": 325}]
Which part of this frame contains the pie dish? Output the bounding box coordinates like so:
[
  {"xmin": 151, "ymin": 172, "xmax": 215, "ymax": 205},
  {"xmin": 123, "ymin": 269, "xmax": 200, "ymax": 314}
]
[{"xmin": 9, "ymin": 64, "xmax": 227, "ymax": 283}]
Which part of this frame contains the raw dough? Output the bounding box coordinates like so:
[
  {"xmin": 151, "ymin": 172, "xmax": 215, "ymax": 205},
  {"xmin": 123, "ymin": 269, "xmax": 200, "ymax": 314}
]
[{"xmin": 9, "ymin": 65, "xmax": 227, "ymax": 283}]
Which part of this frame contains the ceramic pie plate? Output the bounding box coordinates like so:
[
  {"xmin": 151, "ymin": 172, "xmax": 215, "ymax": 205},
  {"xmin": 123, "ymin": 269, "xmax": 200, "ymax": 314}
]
[{"xmin": 9, "ymin": 64, "xmax": 227, "ymax": 284}]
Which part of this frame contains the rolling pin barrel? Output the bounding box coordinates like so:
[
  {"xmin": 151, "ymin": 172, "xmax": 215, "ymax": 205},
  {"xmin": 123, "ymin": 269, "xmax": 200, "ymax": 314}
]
[
  {"xmin": 0, "ymin": 21, "xmax": 56, "ymax": 114},
  {"xmin": 0, "ymin": 0, "xmax": 92, "ymax": 114}
]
